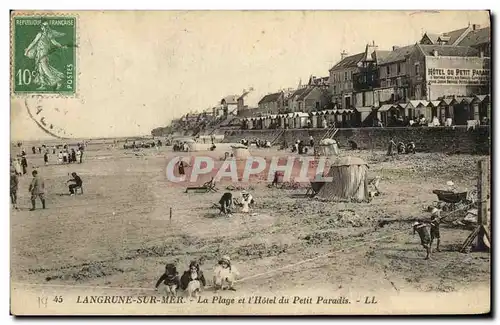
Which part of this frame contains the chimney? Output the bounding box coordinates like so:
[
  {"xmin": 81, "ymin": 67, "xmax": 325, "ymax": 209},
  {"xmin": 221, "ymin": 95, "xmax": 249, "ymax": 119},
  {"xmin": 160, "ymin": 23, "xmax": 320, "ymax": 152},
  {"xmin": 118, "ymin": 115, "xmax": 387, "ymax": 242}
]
[
  {"xmin": 472, "ymin": 24, "xmax": 481, "ymax": 31},
  {"xmin": 340, "ymin": 50, "xmax": 348, "ymax": 60},
  {"xmin": 433, "ymin": 49, "xmax": 438, "ymax": 57},
  {"xmin": 393, "ymin": 46, "xmax": 400, "ymax": 51}
]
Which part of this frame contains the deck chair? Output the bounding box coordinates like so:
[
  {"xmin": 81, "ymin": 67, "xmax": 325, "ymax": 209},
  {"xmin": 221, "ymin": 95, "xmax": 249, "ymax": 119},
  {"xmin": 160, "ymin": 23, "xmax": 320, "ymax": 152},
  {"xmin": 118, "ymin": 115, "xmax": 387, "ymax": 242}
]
[{"xmin": 185, "ymin": 177, "xmax": 218, "ymax": 193}]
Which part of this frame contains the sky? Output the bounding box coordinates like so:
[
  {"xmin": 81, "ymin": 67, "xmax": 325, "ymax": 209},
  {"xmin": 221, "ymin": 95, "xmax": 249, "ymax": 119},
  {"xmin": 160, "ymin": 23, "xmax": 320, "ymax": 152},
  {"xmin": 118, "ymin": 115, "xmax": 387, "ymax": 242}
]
[{"xmin": 10, "ymin": 10, "xmax": 490, "ymax": 140}]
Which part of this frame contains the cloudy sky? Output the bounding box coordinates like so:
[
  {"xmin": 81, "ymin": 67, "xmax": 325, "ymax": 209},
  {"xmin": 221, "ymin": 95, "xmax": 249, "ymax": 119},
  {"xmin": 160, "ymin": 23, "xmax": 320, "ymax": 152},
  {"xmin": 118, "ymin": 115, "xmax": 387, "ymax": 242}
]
[{"xmin": 10, "ymin": 10, "xmax": 490, "ymax": 140}]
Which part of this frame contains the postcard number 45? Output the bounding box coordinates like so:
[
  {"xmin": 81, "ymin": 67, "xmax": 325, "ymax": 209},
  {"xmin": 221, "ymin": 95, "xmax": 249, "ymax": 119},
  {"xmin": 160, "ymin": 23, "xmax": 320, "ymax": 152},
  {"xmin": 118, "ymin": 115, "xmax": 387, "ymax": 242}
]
[{"xmin": 37, "ymin": 296, "xmax": 64, "ymax": 307}]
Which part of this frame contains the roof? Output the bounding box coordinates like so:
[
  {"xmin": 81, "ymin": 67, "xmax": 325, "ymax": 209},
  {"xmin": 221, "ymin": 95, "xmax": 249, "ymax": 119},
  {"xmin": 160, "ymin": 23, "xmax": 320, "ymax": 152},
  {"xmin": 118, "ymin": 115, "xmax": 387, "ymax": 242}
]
[
  {"xmin": 441, "ymin": 98, "xmax": 457, "ymax": 105},
  {"xmin": 459, "ymin": 97, "xmax": 475, "ymax": 104},
  {"xmin": 474, "ymin": 94, "xmax": 489, "ymax": 102},
  {"xmin": 309, "ymin": 76, "xmax": 329, "ymax": 86},
  {"xmin": 424, "ymin": 33, "xmax": 440, "ymax": 44},
  {"xmin": 221, "ymin": 95, "xmax": 239, "ymax": 105},
  {"xmin": 458, "ymin": 27, "xmax": 491, "ymax": 47},
  {"xmin": 330, "ymin": 156, "xmax": 367, "ymax": 167},
  {"xmin": 290, "ymin": 87, "xmax": 315, "ymax": 101},
  {"xmin": 373, "ymin": 50, "xmax": 391, "ymax": 64},
  {"xmin": 418, "ymin": 44, "xmax": 479, "ymax": 57},
  {"xmin": 441, "ymin": 27, "xmax": 470, "ymax": 45},
  {"xmin": 428, "ymin": 100, "xmax": 442, "ymax": 107},
  {"xmin": 258, "ymin": 92, "xmax": 282, "ymax": 105},
  {"xmin": 378, "ymin": 104, "xmax": 393, "ymax": 112},
  {"xmin": 355, "ymin": 106, "xmax": 375, "ymax": 113},
  {"xmin": 330, "ymin": 52, "xmax": 364, "ymax": 70},
  {"xmin": 378, "ymin": 45, "xmax": 415, "ymax": 65},
  {"xmin": 407, "ymin": 100, "xmax": 429, "ymax": 107}
]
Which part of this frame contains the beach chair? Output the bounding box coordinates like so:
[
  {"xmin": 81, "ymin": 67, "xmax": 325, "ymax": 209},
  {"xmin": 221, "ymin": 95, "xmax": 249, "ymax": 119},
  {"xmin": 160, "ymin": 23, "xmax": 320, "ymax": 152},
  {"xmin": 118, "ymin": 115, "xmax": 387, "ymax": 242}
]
[{"xmin": 185, "ymin": 177, "xmax": 218, "ymax": 193}]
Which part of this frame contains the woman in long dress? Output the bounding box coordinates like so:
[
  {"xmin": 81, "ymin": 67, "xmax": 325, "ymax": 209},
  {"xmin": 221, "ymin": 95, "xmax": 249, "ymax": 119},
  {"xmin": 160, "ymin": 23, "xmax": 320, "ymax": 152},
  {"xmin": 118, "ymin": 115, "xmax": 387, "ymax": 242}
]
[
  {"xmin": 24, "ymin": 21, "xmax": 67, "ymax": 90},
  {"xmin": 13, "ymin": 158, "xmax": 22, "ymax": 176}
]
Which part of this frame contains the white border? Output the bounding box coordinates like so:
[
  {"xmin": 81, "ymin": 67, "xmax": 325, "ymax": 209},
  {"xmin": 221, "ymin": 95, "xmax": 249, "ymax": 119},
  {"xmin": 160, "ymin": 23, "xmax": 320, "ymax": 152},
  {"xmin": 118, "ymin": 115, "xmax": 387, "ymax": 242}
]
[{"xmin": 2, "ymin": 1, "xmax": 498, "ymax": 324}]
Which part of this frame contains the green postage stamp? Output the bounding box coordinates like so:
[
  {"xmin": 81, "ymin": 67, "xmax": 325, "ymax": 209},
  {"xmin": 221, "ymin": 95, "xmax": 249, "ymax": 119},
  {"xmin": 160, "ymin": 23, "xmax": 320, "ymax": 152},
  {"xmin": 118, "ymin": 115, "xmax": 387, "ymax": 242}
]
[{"xmin": 12, "ymin": 14, "xmax": 77, "ymax": 95}]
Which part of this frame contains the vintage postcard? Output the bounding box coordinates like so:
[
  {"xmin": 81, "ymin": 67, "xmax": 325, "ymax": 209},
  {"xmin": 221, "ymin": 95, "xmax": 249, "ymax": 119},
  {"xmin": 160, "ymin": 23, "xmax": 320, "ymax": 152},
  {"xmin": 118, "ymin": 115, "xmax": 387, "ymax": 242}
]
[{"xmin": 10, "ymin": 10, "xmax": 491, "ymax": 316}]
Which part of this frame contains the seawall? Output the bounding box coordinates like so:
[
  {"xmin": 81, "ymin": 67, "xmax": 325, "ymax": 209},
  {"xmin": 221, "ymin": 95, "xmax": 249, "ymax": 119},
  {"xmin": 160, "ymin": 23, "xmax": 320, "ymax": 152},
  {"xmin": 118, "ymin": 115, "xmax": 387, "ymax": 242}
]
[{"xmin": 220, "ymin": 126, "xmax": 490, "ymax": 154}]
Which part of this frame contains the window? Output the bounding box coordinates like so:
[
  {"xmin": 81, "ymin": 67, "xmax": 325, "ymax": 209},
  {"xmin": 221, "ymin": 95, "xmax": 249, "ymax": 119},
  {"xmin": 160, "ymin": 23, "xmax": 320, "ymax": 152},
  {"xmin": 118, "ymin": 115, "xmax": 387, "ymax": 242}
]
[
  {"xmin": 386, "ymin": 66, "xmax": 390, "ymax": 76},
  {"xmin": 350, "ymin": 71, "xmax": 353, "ymax": 80},
  {"xmin": 397, "ymin": 63, "xmax": 401, "ymax": 75},
  {"xmin": 333, "ymin": 86, "xmax": 337, "ymax": 94},
  {"xmin": 344, "ymin": 72, "xmax": 348, "ymax": 81},
  {"xmin": 415, "ymin": 63, "xmax": 420, "ymax": 75}
]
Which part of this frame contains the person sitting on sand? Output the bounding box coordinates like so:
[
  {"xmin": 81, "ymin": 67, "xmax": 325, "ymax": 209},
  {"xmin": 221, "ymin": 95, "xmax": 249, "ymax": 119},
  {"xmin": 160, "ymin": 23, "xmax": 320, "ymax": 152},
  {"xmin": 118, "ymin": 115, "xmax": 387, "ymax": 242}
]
[
  {"xmin": 155, "ymin": 263, "xmax": 181, "ymax": 296},
  {"xmin": 239, "ymin": 191, "xmax": 254, "ymax": 213},
  {"xmin": 413, "ymin": 221, "xmax": 432, "ymax": 260},
  {"xmin": 406, "ymin": 141, "xmax": 416, "ymax": 154},
  {"xmin": 397, "ymin": 142, "xmax": 406, "ymax": 154},
  {"xmin": 213, "ymin": 255, "xmax": 239, "ymax": 291},
  {"xmin": 66, "ymin": 172, "xmax": 83, "ymax": 196},
  {"xmin": 180, "ymin": 261, "xmax": 206, "ymax": 300},
  {"xmin": 219, "ymin": 192, "xmax": 234, "ymax": 215}
]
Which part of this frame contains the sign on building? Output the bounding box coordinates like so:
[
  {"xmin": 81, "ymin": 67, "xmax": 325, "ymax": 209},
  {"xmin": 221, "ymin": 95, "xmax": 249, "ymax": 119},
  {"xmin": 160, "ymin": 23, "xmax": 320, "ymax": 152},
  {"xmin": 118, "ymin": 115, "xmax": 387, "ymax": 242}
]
[{"xmin": 425, "ymin": 57, "xmax": 490, "ymax": 86}]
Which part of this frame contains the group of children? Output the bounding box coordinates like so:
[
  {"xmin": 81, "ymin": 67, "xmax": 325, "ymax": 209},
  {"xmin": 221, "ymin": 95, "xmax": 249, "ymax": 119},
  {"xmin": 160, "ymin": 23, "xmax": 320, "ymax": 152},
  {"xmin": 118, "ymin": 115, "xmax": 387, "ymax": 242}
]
[
  {"xmin": 218, "ymin": 191, "xmax": 255, "ymax": 215},
  {"xmin": 155, "ymin": 256, "xmax": 239, "ymax": 299},
  {"xmin": 387, "ymin": 138, "xmax": 416, "ymax": 156},
  {"xmin": 412, "ymin": 208, "xmax": 442, "ymax": 260}
]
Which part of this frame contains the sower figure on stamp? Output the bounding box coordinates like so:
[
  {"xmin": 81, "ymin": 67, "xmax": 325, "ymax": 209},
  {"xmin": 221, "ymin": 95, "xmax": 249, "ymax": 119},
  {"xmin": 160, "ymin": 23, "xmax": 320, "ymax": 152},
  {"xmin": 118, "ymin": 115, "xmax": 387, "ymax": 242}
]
[
  {"xmin": 413, "ymin": 221, "xmax": 431, "ymax": 260},
  {"xmin": 155, "ymin": 263, "xmax": 181, "ymax": 296},
  {"xmin": 29, "ymin": 170, "xmax": 46, "ymax": 211},
  {"xmin": 24, "ymin": 20, "xmax": 67, "ymax": 90}
]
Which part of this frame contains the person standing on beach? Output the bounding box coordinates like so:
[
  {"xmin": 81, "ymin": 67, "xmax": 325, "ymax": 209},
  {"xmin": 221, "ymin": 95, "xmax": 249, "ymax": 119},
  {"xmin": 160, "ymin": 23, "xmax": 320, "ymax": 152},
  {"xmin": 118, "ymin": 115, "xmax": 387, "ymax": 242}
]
[
  {"xmin": 10, "ymin": 169, "xmax": 18, "ymax": 210},
  {"xmin": 21, "ymin": 155, "xmax": 28, "ymax": 175},
  {"xmin": 430, "ymin": 208, "xmax": 442, "ymax": 253},
  {"xmin": 44, "ymin": 151, "xmax": 49, "ymax": 165},
  {"xmin": 78, "ymin": 146, "xmax": 84, "ymax": 163},
  {"xmin": 28, "ymin": 170, "xmax": 46, "ymax": 211},
  {"xmin": 71, "ymin": 148, "xmax": 77, "ymax": 163}
]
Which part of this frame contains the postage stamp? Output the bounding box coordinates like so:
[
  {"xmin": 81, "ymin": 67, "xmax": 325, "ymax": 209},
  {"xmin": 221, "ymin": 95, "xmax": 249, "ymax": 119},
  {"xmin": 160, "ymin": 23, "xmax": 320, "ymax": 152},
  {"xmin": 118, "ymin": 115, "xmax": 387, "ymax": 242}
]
[{"xmin": 11, "ymin": 14, "xmax": 77, "ymax": 95}]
